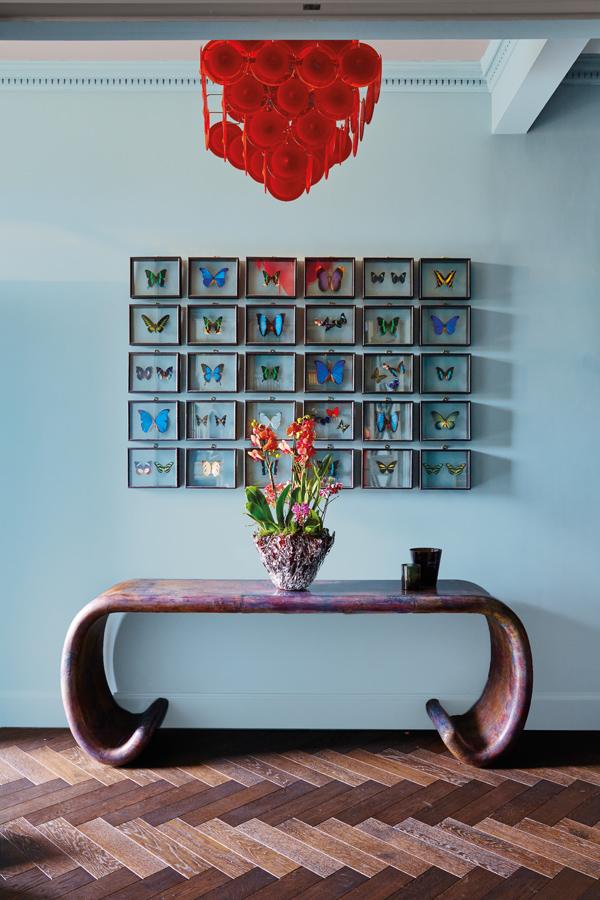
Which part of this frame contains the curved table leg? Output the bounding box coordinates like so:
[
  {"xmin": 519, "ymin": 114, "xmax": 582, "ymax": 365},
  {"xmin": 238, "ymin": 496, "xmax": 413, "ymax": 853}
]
[
  {"xmin": 61, "ymin": 612, "xmax": 168, "ymax": 766},
  {"xmin": 426, "ymin": 603, "xmax": 533, "ymax": 767}
]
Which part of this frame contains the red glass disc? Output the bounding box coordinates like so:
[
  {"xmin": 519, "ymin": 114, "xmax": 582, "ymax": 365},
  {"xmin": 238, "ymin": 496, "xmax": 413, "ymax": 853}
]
[
  {"xmin": 269, "ymin": 142, "xmax": 308, "ymax": 180},
  {"xmin": 224, "ymin": 74, "xmax": 267, "ymax": 115},
  {"xmin": 208, "ymin": 121, "xmax": 243, "ymax": 158},
  {"xmin": 330, "ymin": 129, "xmax": 352, "ymax": 164},
  {"xmin": 247, "ymin": 147, "xmax": 266, "ymax": 183},
  {"xmin": 247, "ymin": 108, "xmax": 288, "ymax": 149},
  {"xmin": 318, "ymin": 40, "xmax": 354, "ymax": 56},
  {"xmin": 296, "ymin": 46, "xmax": 338, "ymax": 88},
  {"xmin": 275, "ymin": 76, "xmax": 310, "ymax": 117},
  {"xmin": 229, "ymin": 40, "xmax": 265, "ymax": 54},
  {"xmin": 267, "ymin": 174, "xmax": 306, "ymax": 201},
  {"xmin": 226, "ymin": 133, "xmax": 247, "ymax": 170},
  {"xmin": 202, "ymin": 40, "xmax": 245, "ymax": 85},
  {"xmin": 313, "ymin": 80, "xmax": 356, "ymax": 120},
  {"xmin": 365, "ymin": 82, "xmax": 375, "ymax": 124},
  {"xmin": 293, "ymin": 110, "xmax": 336, "ymax": 148},
  {"xmin": 251, "ymin": 41, "xmax": 293, "ymax": 86},
  {"xmin": 339, "ymin": 42, "xmax": 381, "ymax": 87}
]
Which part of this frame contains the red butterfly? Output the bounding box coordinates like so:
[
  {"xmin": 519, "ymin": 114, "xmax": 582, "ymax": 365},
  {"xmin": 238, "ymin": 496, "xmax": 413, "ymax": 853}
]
[{"xmin": 326, "ymin": 407, "xmax": 339, "ymax": 419}]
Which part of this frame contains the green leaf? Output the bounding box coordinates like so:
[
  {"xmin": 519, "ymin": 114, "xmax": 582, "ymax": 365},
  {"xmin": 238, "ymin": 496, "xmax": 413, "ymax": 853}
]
[{"xmin": 275, "ymin": 483, "xmax": 291, "ymax": 528}]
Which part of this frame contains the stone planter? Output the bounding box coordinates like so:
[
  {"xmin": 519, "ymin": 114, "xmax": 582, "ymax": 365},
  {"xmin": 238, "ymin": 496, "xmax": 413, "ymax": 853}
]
[{"xmin": 254, "ymin": 530, "xmax": 335, "ymax": 591}]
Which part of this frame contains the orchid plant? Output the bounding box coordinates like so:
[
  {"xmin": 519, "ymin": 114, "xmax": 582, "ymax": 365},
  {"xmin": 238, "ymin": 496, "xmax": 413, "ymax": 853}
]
[{"xmin": 245, "ymin": 415, "xmax": 343, "ymax": 537}]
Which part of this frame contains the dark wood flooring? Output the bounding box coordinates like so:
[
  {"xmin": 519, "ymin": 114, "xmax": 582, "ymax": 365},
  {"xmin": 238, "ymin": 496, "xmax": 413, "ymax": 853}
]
[{"xmin": 0, "ymin": 729, "xmax": 599, "ymax": 898}]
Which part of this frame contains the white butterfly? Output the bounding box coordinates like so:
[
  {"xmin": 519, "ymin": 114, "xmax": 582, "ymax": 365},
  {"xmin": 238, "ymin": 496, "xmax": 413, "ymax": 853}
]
[
  {"xmin": 200, "ymin": 460, "xmax": 221, "ymax": 477},
  {"xmin": 259, "ymin": 411, "xmax": 282, "ymax": 431}
]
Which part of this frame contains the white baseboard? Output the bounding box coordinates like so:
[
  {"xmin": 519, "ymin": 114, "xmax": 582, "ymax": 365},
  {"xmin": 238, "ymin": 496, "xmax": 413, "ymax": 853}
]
[{"xmin": 1, "ymin": 690, "xmax": 599, "ymax": 730}]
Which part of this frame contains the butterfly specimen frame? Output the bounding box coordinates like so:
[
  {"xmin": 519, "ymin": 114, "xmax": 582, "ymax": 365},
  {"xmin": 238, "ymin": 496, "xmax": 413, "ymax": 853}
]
[
  {"xmin": 420, "ymin": 400, "xmax": 471, "ymax": 441},
  {"xmin": 304, "ymin": 258, "xmax": 355, "ymax": 299},
  {"xmin": 245, "ymin": 352, "xmax": 297, "ymax": 393},
  {"xmin": 130, "ymin": 257, "xmax": 183, "ymax": 300},
  {"xmin": 187, "ymin": 305, "xmax": 239, "ymax": 346},
  {"xmin": 129, "ymin": 304, "xmax": 181, "ymax": 346},
  {"xmin": 362, "ymin": 352, "xmax": 415, "ymax": 394},
  {"xmin": 307, "ymin": 401, "xmax": 356, "ymax": 441},
  {"xmin": 304, "ymin": 305, "xmax": 356, "ymax": 346},
  {"xmin": 245, "ymin": 257, "xmax": 298, "ymax": 299},
  {"xmin": 245, "ymin": 400, "xmax": 300, "ymax": 439},
  {"xmin": 420, "ymin": 353, "xmax": 472, "ymax": 394},
  {"xmin": 419, "ymin": 258, "xmax": 471, "ymax": 301},
  {"xmin": 420, "ymin": 305, "xmax": 471, "ymax": 347},
  {"xmin": 128, "ymin": 400, "xmax": 181, "ymax": 442},
  {"xmin": 420, "ymin": 449, "xmax": 471, "ymax": 490},
  {"xmin": 186, "ymin": 448, "xmax": 239, "ymax": 489},
  {"xmin": 363, "ymin": 306, "xmax": 414, "ymax": 347},
  {"xmin": 128, "ymin": 352, "xmax": 181, "ymax": 394},
  {"xmin": 362, "ymin": 449, "xmax": 415, "ymax": 489},
  {"xmin": 304, "ymin": 352, "xmax": 355, "ymax": 393},
  {"xmin": 128, "ymin": 447, "xmax": 181, "ymax": 488},
  {"xmin": 362, "ymin": 400, "xmax": 414, "ymax": 442},
  {"xmin": 188, "ymin": 257, "xmax": 239, "ymax": 299},
  {"xmin": 186, "ymin": 400, "xmax": 237, "ymax": 441},
  {"xmin": 313, "ymin": 448, "xmax": 356, "ymax": 488},
  {"xmin": 187, "ymin": 352, "xmax": 239, "ymax": 392},
  {"xmin": 363, "ymin": 258, "xmax": 414, "ymax": 300},
  {"xmin": 245, "ymin": 305, "xmax": 296, "ymax": 346},
  {"xmin": 244, "ymin": 447, "xmax": 293, "ymax": 488}
]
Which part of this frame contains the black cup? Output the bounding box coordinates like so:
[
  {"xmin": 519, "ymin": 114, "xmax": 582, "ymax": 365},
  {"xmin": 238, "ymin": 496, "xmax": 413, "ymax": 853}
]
[{"xmin": 410, "ymin": 548, "xmax": 442, "ymax": 588}]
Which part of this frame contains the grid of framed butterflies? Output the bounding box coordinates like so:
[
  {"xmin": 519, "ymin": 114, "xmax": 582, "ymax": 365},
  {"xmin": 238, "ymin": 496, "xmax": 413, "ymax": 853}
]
[{"xmin": 128, "ymin": 256, "xmax": 474, "ymax": 489}]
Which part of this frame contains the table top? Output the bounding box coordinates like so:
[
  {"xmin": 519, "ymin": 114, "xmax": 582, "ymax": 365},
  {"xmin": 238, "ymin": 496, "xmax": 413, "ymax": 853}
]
[{"xmin": 83, "ymin": 578, "xmax": 497, "ymax": 617}]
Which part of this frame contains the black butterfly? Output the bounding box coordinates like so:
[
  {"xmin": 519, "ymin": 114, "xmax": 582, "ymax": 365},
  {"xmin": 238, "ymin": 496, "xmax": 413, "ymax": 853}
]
[
  {"xmin": 370, "ymin": 272, "xmax": 385, "ymax": 284},
  {"xmin": 391, "ymin": 272, "xmax": 406, "ymax": 284}
]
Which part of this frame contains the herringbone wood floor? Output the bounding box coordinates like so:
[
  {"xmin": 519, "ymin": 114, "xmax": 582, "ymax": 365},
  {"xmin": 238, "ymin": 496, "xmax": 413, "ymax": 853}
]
[{"xmin": 1, "ymin": 730, "xmax": 599, "ymax": 899}]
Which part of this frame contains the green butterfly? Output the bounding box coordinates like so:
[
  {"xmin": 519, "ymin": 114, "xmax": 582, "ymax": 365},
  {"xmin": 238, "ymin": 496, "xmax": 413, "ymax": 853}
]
[
  {"xmin": 203, "ymin": 316, "xmax": 223, "ymax": 335},
  {"xmin": 155, "ymin": 461, "xmax": 174, "ymax": 474},
  {"xmin": 377, "ymin": 316, "xmax": 399, "ymax": 336},
  {"xmin": 141, "ymin": 313, "xmax": 170, "ymax": 333},
  {"xmin": 422, "ymin": 462, "xmax": 443, "ymax": 475},
  {"xmin": 447, "ymin": 463, "xmax": 466, "ymax": 476},
  {"xmin": 145, "ymin": 268, "xmax": 167, "ymax": 288},
  {"xmin": 431, "ymin": 410, "xmax": 459, "ymax": 430},
  {"xmin": 261, "ymin": 366, "xmax": 280, "ymax": 381}
]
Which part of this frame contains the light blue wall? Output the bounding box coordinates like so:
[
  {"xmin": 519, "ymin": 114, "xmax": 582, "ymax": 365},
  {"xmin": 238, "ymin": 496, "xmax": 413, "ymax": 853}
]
[{"xmin": 2, "ymin": 82, "xmax": 599, "ymax": 728}]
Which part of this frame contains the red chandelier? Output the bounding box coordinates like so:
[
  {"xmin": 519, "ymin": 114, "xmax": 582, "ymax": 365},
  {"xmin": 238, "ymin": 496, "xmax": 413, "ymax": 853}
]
[{"xmin": 200, "ymin": 40, "xmax": 382, "ymax": 202}]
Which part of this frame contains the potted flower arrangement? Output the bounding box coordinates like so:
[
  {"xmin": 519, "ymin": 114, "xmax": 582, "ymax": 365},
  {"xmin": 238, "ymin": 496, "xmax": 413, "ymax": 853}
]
[{"xmin": 245, "ymin": 415, "xmax": 342, "ymax": 591}]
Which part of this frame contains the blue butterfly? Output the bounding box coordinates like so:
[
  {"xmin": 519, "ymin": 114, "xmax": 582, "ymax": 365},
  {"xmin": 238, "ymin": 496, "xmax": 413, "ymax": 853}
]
[
  {"xmin": 314, "ymin": 358, "xmax": 345, "ymax": 385},
  {"xmin": 201, "ymin": 363, "xmax": 224, "ymax": 383},
  {"xmin": 199, "ymin": 266, "xmax": 228, "ymax": 288},
  {"xmin": 138, "ymin": 408, "xmax": 170, "ymax": 433},
  {"xmin": 376, "ymin": 409, "xmax": 399, "ymax": 433},
  {"xmin": 257, "ymin": 312, "xmax": 285, "ymax": 337},
  {"xmin": 431, "ymin": 314, "xmax": 460, "ymax": 336}
]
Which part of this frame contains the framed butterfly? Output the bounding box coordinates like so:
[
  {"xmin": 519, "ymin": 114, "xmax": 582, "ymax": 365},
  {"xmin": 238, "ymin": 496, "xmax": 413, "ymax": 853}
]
[
  {"xmin": 436, "ymin": 366, "xmax": 454, "ymax": 382},
  {"xmin": 377, "ymin": 317, "xmax": 399, "ymax": 336},
  {"xmin": 259, "ymin": 411, "xmax": 282, "ymax": 431},
  {"xmin": 447, "ymin": 463, "xmax": 467, "ymax": 476},
  {"xmin": 257, "ymin": 312, "xmax": 285, "ymax": 337},
  {"xmin": 391, "ymin": 272, "xmax": 406, "ymax": 284},
  {"xmin": 371, "ymin": 368, "xmax": 387, "ymax": 384},
  {"xmin": 214, "ymin": 414, "xmax": 227, "ymax": 426},
  {"xmin": 201, "ymin": 460, "xmax": 221, "ymax": 477},
  {"xmin": 138, "ymin": 408, "xmax": 170, "ymax": 434},
  {"xmin": 260, "ymin": 458, "xmax": 279, "ymax": 477},
  {"xmin": 134, "ymin": 461, "xmax": 152, "ymax": 475},
  {"xmin": 155, "ymin": 461, "xmax": 174, "ymax": 474},
  {"xmin": 422, "ymin": 462, "xmax": 443, "ymax": 475},
  {"xmin": 141, "ymin": 313, "xmax": 170, "ymax": 334},
  {"xmin": 431, "ymin": 314, "xmax": 460, "ymax": 336},
  {"xmin": 156, "ymin": 366, "xmax": 173, "ymax": 380},
  {"xmin": 317, "ymin": 266, "xmax": 344, "ymax": 292},
  {"xmin": 314, "ymin": 313, "xmax": 347, "ymax": 331},
  {"xmin": 203, "ymin": 317, "xmax": 223, "ymax": 335},
  {"xmin": 321, "ymin": 458, "xmax": 340, "ymax": 478},
  {"xmin": 434, "ymin": 269, "xmax": 456, "ymax": 289},
  {"xmin": 145, "ymin": 268, "xmax": 167, "ymax": 288},
  {"xmin": 314, "ymin": 358, "xmax": 345, "ymax": 385},
  {"xmin": 199, "ymin": 266, "xmax": 228, "ymax": 288},
  {"xmin": 201, "ymin": 363, "xmax": 224, "ymax": 383},
  {"xmin": 136, "ymin": 366, "xmax": 153, "ymax": 380},
  {"xmin": 370, "ymin": 272, "xmax": 385, "ymax": 284},
  {"xmin": 195, "ymin": 414, "xmax": 209, "ymax": 427},
  {"xmin": 261, "ymin": 365, "xmax": 280, "ymax": 381},
  {"xmin": 337, "ymin": 420, "xmax": 350, "ymax": 433},
  {"xmin": 382, "ymin": 360, "xmax": 406, "ymax": 378},
  {"xmin": 376, "ymin": 410, "xmax": 399, "ymax": 433},
  {"xmin": 376, "ymin": 460, "xmax": 397, "ymax": 474},
  {"xmin": 431, "ymin": 410, "xmax": 459, "ymax": 430},
  {"xmin": 263, "ymin": 270, "xmax": 280, "ymax": 286}
]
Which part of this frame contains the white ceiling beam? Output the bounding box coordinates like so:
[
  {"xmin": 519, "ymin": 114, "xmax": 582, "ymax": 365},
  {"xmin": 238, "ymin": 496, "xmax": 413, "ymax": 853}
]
[{"xmin": 490, "ymin": 37, "xmax": 588, "ymax": 133}]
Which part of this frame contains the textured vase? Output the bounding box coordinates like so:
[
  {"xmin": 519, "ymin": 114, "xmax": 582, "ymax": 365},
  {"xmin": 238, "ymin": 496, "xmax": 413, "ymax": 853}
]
[{"xmin": 254, "ymin": 531, "xmax": 335, "ymax": 591}]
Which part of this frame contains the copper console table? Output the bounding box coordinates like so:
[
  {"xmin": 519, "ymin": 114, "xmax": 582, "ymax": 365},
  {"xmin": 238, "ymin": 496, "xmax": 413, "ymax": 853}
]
[{"xmin": 61, "ymin": 579, "xmax": 533, "ymax": 769}]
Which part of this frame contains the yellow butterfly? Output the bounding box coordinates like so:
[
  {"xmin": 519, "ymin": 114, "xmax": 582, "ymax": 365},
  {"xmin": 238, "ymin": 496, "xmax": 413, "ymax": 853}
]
[
  {"xmin": 447, "ymin": 463, "xmax": 466, "ymax": 476},
  {"xmin": 201, "ymin": 460, "xmax": 221, "ymax": 477},
  {"xmin": 371, "ymin": 368, "xmax": 388, "ymax": 384},
  {"xmin": 376, "ymin": 460, "xmax": 397, "ymax": 474},
  {"xmin": 431, "ymin": 410, "xmax": 459, "ymax": 430},
  {"xmin": 141, "ymin": 313, "xmax": 170, "ymax": 333},
  {"xmin": 434, "ymin": 269, "xmax": 456, "ymax": 289}
]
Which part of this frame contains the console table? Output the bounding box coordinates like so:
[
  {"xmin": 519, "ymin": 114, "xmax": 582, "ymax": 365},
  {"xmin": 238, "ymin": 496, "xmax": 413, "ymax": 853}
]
[{"xmin": 61, "ymin": 579, "xmax": 532, "ymax": 769}]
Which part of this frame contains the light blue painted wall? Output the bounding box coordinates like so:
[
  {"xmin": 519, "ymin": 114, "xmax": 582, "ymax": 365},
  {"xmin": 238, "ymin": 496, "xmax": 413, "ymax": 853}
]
[{"xmin": 1, "ymin": 83, "xmax": 599, "ymax": 728}]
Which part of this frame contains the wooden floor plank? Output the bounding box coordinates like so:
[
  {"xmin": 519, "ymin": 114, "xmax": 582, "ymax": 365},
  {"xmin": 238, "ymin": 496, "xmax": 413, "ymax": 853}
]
[
  {"xmin": 379, "ymin": 749, "xmax": 471, "ymax": 786},
  {"xmin": 530, "ymin": 867, "xmax": 596, "ymax": 900},
  {"xmin": 26, "ymin": 779, "xmax": 140, "ymax": 827},
  {"xmin": 246, "ymin": 865, "xmax": 322, "ymax": 898},
  {"xmin": 236, "ymin": 817, "xmax": 344, "ymax": 877},
  {"xmin": 154, "ymin": 865, "xmax": 230, "ymax": 899},
  {"xmin": 339, "ymin": 865, "xmax": 412, "ymax": 898},
  {"xmin": 313, "ymin": 750, "xmax": 401, "ymax": 787},
  {"xmin": 0, "ymin": 746, "xmax": 58, "ymax": 785},
  {"xmin": 385, "ymin": 864, "xmax": 457, "ymax": 899},
  {"xmin": 0, "ymin": 815, "xmax": 79, "ymax": 878},
  {"xmin": 251, "ymin": 752, "xmax": 331, "ymax": 787},
  {"xmin": 347, "ymin": 748, "xmax": 437, "ymax": 786},
  {"xmin": 278, "ymin": 750, "xmax": 368, "ymax": 787},
  {"xmin": 357, "ymin": 816, "xmax": 475, "ymax": 877},
  {"xmin": 78, "ymin": 817, "xmax": 167, "ymax": 878},
  {"xmin": 316, "ymin": 816, "xmax": 430, "ymax": 877},
  {"xmin": 195, "ymin": 818, "xmax": 300, "ymax": 878},
  {"xmin": 450, "ymin": 779, "xmax": 529, "ymax": 826},
  {"xmin": 476, "ymin": 867, "xmax": 548, "ymax": 899},
  {"xmin": 119, "ymin": 816, "xmax": 210, "ymax": 879},
  {"xmin": 36, "ymin": 817, "xmax": 122, "ymax": 878},
  {"xmin": 221, "ymin": 779, "xmax": 316, "ymax": 827},
  {"xmin": 157, "ymin": 818, "xmax": 255, "ymax": 878},
  {"xmin": 299, "ymin": 781, "xmax": 388, "ymax": 828},
  {"xmin": 0, "ymin": 830, "xmax": 38, "ymax": 878},
  {"xmin": 60, "ymin": 867, "xmax": 140, "ymax": 899},
  {"xmin": 27, "ymin": 747, "xmax": 95, "ymax": 786},
  {"xmin": 374, "ymin": 780, "xmax": 457, "ymax": 828},
  {"xmin": 277, "ymin": 817, "xmax": 387, "ymax": 877},
  {"xmin": 433, "ymin": 865, "xmax": 503, "ymax": 899},
  {"xmin": 527, "ymin": 780, "xmax": 600, "ymax": 826},
  {"xmin": 491, "ymin": 779, "xmax": 564, "ymax": 826},
  {"xmin": 198, "ymin": 866, "xmax": 275, "ymax": 899},
  {"xmin": 179, "ymin": 781, "xmax": 279, "ymax": 828}
]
